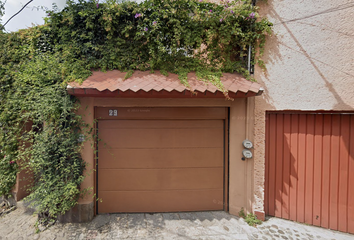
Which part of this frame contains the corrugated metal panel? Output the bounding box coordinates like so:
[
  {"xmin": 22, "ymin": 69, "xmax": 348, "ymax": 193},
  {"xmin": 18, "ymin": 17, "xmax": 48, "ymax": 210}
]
[{"xmin": 265, "ymin": 112, "xmax": 354, "ymax": 233}]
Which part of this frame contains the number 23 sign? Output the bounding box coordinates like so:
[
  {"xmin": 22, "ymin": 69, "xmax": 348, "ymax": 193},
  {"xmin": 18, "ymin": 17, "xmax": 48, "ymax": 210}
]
[{"xmin": 109, "ymin": 109, "xmax": 118, "ymax": 116}]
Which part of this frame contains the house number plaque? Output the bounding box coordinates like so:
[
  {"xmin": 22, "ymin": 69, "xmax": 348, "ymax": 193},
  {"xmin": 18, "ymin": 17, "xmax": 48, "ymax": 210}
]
[{"xmin": 109, "ymin": 109, "xmax": 118, "ymax": 116}]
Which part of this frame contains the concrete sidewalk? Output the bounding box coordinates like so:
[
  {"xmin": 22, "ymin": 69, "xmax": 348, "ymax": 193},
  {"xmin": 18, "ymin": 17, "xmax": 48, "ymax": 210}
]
[{"xmin": 0, "ymin": 203, "xmax": 353, "ymax": 240}]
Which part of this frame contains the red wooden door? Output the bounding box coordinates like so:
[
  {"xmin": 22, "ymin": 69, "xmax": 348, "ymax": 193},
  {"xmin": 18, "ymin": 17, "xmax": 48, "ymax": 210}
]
[{"xmin": 265, "ymin": 112, "xmax": 354, "ymax": 233}]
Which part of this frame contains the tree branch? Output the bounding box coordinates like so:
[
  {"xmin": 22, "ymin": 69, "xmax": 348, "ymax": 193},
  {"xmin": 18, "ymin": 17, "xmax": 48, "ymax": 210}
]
[{"xmin": 2, "ymin": 0, "xmax": 34, "ymax": 29}]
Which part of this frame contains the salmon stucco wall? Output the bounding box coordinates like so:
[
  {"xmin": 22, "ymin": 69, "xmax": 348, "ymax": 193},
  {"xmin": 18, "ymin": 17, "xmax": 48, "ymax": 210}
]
[{"xmin": 253, "ymin": 0, "xmax": 354, "ymax": 214}]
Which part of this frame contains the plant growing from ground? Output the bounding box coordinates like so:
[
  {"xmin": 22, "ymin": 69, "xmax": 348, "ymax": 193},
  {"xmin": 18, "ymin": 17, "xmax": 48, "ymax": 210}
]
[
  {"xmin": 0, "ymin": 54, "xmax": 90, "ymax": 228},
  {"xmin": 239, "ymin": 207, "xmax": 263, "ymax": 227}
]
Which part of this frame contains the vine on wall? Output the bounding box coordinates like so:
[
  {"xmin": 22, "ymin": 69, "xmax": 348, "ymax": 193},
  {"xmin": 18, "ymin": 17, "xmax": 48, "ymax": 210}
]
[{"xmin": 0, "ymin": 0, "xmax": 272, "ymax": 226}]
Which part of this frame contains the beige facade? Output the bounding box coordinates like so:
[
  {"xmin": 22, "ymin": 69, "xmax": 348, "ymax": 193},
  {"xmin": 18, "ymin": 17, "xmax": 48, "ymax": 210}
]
[
  {"xmin": 253, "ymin": 0, "xmax": 354, "ymax": 215},
  {"xmin": 76, "ymin": 97, "xmax": 257, "ymax": 219}
]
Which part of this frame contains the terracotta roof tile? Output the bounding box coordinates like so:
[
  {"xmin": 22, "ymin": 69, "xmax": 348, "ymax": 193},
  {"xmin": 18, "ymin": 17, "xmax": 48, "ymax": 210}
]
[
  {"xmin": 141, "ymin": 82, "xmax": 155, "ymax": 92},
  {"xmin": 238, "ymin": 84, "xmax": 251, "ymax": 93},
  {"xmin": 68, "ymin": 70, "xmax": 263, "ymax": 97},
  {"xmin": 166, "ymin": 80, "xmax": 182, "ymax": 90},
  {"xmin": 249, "ymin": 83, "xmax": 261, "ymax": 93},
  {"xmin": 205, "ymin": 84, "xmax": 218, "ymax": 93},
  {"xmin": 228, "ymin": 82, "xmax": 241, "ymax": 93},
  {"xmin": 174, "ymin": 85, "xmax": 187, "ymax": 92}
]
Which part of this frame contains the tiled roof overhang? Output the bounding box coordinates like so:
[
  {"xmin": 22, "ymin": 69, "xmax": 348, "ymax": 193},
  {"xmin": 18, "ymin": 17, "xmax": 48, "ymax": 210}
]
[{"xmin": 67, "ymin": 70, "xmax": 264, "ymax": 98}]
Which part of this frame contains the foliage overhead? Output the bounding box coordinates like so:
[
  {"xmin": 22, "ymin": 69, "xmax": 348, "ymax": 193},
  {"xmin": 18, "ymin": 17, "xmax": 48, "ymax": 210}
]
[
  {"xmin": 0, "ymin": 0, "xmax": 4, "ymax": 28},
  {"xmin": 44, "ymin": 0, "xmax": 272, "ymax": 82},
  {"xmin": 0, "ymin": 0, "xmax": 272, "ymax": 225}
]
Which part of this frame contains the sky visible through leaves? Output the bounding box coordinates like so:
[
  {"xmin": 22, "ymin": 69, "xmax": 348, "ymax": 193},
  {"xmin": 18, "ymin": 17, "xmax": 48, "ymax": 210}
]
[{"xmin": 1, "ymin": 0, "xmax": 145, "ymax": 32}]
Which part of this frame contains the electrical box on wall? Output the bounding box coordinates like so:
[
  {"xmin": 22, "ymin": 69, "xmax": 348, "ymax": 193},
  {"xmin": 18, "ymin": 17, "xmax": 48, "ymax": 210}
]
[
  {"xmin": 242, "ymin": 140, "xmax": 253, "ymax": 149},
  {"xmin": 242, "ymin": 140, "xmax": 253, "ymax": 160},
  {"xmin": 242, "ymin": 149, "xmax": 253, "ymax": 159}
]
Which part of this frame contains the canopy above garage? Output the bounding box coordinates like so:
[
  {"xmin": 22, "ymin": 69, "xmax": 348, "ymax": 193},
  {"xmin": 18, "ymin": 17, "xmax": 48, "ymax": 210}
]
[{"xmin": 67, "ymin": 70, "xmax": 264, "ymax": 98}]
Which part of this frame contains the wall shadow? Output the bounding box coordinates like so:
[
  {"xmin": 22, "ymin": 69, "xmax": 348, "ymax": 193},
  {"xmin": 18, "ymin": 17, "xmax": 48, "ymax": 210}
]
[{"xmin": 257, "ymin": 0, "xmax": 354, "ymax": 110}]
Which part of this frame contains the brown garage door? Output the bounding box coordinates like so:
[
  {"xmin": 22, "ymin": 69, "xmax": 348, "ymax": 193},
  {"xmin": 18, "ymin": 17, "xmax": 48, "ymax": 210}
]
[
  {"xmin": 97, "ymin": 108, "xmax": 225, "ymax": 213},
  {"xmin": 265, "ymin": 112, "xmax": 354, "ymax": 233}
]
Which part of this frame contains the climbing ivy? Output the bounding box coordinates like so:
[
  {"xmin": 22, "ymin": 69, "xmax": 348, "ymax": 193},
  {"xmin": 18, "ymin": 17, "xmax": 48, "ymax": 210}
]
[
  {"xmin": 44, "ymin": 0, "xmax": 272, "ymax": 83},
  {"xmin": 0, "ymin": 53, "xmax": 89, "ymax": 227},
  {"xmin": 0, "ymin": 0, "xmax": 272, "ymax": 225},
  {"xmin": 0, "ymin": 1, "xmax": 4, "ymax": 22}
]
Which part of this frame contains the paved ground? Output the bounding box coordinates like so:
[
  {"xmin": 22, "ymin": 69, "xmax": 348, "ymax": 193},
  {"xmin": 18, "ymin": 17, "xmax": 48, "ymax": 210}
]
[{"xmin": 0, "ymin": 203, "xmax": 354, "ymax": 240}]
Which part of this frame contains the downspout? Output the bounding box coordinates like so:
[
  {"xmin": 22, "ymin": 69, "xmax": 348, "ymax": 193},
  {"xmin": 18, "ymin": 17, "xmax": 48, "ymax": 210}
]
[
  {"xmin": 246, "ymin": 44, "xmax": 252, "ymax": 139},
  {"xmin": 246, "ymin": 0, "xmax": 256, "ymax": 143},
  {"xmin": 247, "ymin": 45, "xmax": 252, "ymax": 74},
  {"xmin": 244, "ymin": 0, "xmax": 257, "ymax": 214}
]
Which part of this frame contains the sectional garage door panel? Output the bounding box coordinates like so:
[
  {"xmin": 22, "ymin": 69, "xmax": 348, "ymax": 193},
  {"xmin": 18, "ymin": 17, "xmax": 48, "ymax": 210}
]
[
  {"xmin": 99, "ymin": 119, "xmax": 224, "ymax": 129},
  {"xmin": 97, "ymin": 119, "xmax": 224, "ymax": 213},
  {"xmin": 98, "ymin": 128, "xmax": 223, "ymax": 149},
  {"xmin": 265, "ymin": 113, "xmax": 354, "ymax": 234},
  {"xmin": 98, "ymin": 189, "xmax": 224, "ymax": 213},
  {"xmin": 98, "ymin": 168, "xmax": 223, "ymax": 191},
  {"xmin": 98, "ymin": 148, "xmax": 223, "ymax": 169},
  {"xmin": 99, "ymin": 128, "xmax": 222, "ymax": 149}
]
